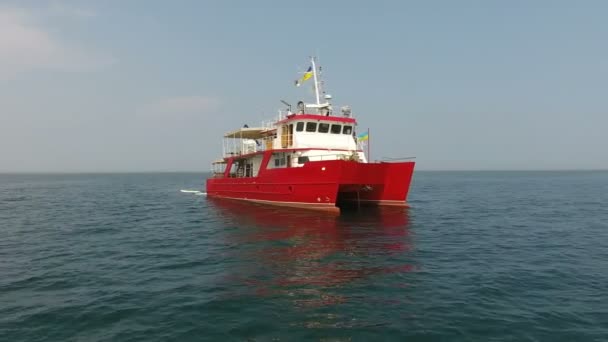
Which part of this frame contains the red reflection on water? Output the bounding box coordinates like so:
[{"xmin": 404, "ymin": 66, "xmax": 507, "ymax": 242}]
[{"xmin": 208, "ymin": 198, "xmax": 414, "ymax": 307}]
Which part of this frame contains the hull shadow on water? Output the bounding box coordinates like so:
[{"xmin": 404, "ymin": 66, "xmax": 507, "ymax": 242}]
[{"xmin": 206, "ymin": 197, "xmax": 416, "ymax": 309}]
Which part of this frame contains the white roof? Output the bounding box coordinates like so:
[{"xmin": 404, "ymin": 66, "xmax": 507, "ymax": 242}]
[{"xmin": 223, "ymin": 127, "xmax": 270, "ymax": 139}]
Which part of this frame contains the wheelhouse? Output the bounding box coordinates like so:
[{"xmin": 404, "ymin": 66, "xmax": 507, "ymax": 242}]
[{"xmin": 212, "ymin": 57, "xmax": 366, "ymax": 179}]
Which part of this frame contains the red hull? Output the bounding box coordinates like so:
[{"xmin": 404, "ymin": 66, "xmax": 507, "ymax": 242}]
[{"xmin": 206, "ymin": 159, "xmax": 415, "ymax": 212}]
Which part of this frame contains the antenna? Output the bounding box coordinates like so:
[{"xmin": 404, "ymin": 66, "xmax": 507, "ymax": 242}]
[{"xmin": 280, "ymin": 99, "xmax": 291, "ymax": 112}]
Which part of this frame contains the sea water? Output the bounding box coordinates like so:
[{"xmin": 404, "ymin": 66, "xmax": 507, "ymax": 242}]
[{"xmin": 1, "ymin": 171, "xmax": 607, "ymax": 341}]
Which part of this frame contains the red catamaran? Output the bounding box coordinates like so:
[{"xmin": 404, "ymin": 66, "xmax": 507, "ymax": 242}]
[{"xmin": 206, "ymin": 57, "xmax": 415, "ymax": 213}]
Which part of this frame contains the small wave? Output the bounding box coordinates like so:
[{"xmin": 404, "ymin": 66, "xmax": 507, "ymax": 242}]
[{"xmin": 2, "ymin": 196, "xmax": 29, "ymax": 202}]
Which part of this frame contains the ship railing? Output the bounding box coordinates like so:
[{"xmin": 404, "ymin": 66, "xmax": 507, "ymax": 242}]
[
  {"xmin": 277, "ymin": 110, "xmax": 289, "ymax": 119},
  {"xmin": 303, "ymin": 154, "xmax": 417, "ymax": 164},
  {"xmin": 261, "ymin": 120, "xmax": 276, "ymax": 130},
  {"xmin": 223, "ymin": 141, "xmax": 267, "ymax": 158},
  {"xmin": 304, "ymin": 152, "xmax": 362, "ymax": 162},
  {"xmin": 258, "ymin": 109, "xmax": 289, "ymax": 130},
  {"xmin": 210, "ymin": 161, "xmax": 227, "ymax": 177},
  {"xmin": 378, "ymin": 156, "xmax": 416, "ymax": 161}
]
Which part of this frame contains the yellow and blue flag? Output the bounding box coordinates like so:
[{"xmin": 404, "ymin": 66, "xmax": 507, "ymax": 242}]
[
  {"xmin": 295, "ymin": 66, "xmax": 313, "ymax": 87},
  {"xmin": 358, "ymin": 132, "xmax": 369, "ymax": 142}
]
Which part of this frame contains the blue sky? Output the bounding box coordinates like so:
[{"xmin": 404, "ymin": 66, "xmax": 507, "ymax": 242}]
[{"xmin": 1, "ymin": 0, "xmax": 606, "ymax": 172}]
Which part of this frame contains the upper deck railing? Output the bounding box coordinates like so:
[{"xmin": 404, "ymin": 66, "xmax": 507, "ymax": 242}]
[
  {"xmin": 260, "ymin": 110, "xmax": 288, "ymax": 129},
  {"xmin": 223, "ymin": 138, "xmax": 267, "ymax": 158}
]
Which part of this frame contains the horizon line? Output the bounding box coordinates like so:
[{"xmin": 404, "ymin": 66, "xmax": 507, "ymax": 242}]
[{"xmin": 1, "ymin": 168, "xmax": 608, "ymax": 175}]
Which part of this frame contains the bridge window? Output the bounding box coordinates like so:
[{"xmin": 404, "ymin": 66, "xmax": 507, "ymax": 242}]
[
  {"xmin": 318, "ymin": 123, "xmax": 330, "ymax": 133},
  {"xmin": 305, "ymin": 122, "xmax": 317, "ymax": 132},
  {"xmin": 296, "ymin": 122, "xmax": 304, "ymax": 132},
  {"xmin": 343, "ymin": 125, "xmax": 352, "ymax": 134},
  {"xmin": 330, "ymin": 124, "xmax": 342, "ymax": 134},
  {"xmin": 274, "ymin": 158, "xmax": 286, "ymax": 167},
  {"xmin": 298, "ymin": 156, "xmax": 310, "ymax": 164}
]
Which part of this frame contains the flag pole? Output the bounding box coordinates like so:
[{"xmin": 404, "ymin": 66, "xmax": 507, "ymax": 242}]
[{"xmin": 367, "ymin": 128, "xmax": 371, "ymax": 162}]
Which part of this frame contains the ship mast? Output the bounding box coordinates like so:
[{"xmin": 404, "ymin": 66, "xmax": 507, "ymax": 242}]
[{"xmin": 311, "ymin": 56, "xmax": 321, "ymax": 105}]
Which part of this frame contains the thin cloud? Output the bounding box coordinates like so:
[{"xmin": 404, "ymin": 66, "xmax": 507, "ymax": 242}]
[
  {"xmin": 47, "ymin": 1, "xmax": 96, "ymax": 18},
  {"xmin": 0, "ymin": 5, "xmax": 113, "ymax": 80}
]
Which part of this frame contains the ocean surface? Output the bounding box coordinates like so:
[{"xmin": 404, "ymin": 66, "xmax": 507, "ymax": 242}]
[{"xmin": 1, "ymin": 171, "xmax": 607, "ymax": 341}]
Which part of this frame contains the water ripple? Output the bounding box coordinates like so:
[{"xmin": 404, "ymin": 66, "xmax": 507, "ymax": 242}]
[{"xmin": 1, "ymin": 172, "xmax": 607, "ymax": 341}]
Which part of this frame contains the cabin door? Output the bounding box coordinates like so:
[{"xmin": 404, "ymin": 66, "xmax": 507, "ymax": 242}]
[
  {"xmin": 286, "ymin": 155, "xmax": 291, "ymax": 168},
  {"xmin": 281, "ymin": 125, "xmax": 288, "ymax": 148},
  {"xmin": 288, "ymin": 124, "xmax": 294, "ymax": 146},
  {"xmin": 281, "ymin": 124, "xmax": 294, "ymax": 148},
  {"xmin": 245, "ymin": 163, "xmax": 253, "ymax": 177}
]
